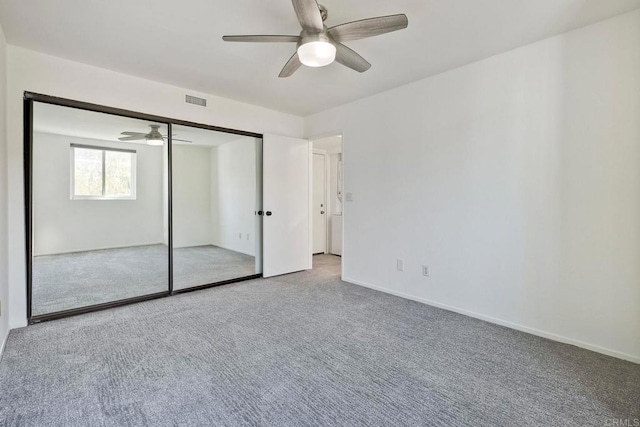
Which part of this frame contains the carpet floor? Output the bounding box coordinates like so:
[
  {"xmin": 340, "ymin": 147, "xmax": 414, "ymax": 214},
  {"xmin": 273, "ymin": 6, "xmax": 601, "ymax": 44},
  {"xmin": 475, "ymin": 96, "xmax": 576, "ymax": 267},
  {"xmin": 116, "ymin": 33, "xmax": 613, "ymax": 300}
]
[
  {"xmin": 32, "ymin": 244, "xmax": 256, "ymax": 315},
  {"xmin": 3, "ymin": 255, "xmax": 639, "ymax": 426}
]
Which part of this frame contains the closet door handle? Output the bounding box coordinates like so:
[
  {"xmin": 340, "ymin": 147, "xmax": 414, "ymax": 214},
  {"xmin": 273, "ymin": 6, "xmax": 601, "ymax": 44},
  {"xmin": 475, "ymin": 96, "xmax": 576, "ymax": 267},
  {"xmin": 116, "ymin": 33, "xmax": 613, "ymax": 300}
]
[
  {"xmin": 265, "ymin": 211, "xmax": 272, "ymax": 216},
  {"xmin": 257, "ymin": 210, "xmax": 264, "ymax": 216}
]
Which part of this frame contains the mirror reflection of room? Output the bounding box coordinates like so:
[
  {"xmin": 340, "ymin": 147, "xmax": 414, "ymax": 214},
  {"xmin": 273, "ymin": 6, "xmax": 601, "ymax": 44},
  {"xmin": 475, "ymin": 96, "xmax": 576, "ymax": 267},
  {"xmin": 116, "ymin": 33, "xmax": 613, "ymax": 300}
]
[
  {"xmin": 172, "ymin": 125, "xmax": 261, "ymax": 290},
  {"xmin": 31, "ymin": 102, "xmax": 169, "ymax": 315}
]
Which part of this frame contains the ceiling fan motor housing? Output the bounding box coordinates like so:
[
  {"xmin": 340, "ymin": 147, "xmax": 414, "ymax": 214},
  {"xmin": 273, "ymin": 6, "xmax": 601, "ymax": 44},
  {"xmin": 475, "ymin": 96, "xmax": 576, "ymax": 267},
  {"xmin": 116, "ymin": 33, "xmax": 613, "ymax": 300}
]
[
  {"xmin": 145, "ymin": 125, "xmax": 164, "ymax": 144},
  {"xmin": 298, "ymin": 30, "xmax": 334, "ymax": 48}
]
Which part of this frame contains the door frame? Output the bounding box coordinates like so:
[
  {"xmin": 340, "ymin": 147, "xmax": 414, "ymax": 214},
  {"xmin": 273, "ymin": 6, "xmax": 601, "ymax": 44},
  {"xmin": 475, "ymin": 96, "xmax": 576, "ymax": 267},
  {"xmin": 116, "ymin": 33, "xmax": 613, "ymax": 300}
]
[
  {"xmin": 24, "ymin": 92, "xmax": 263, "ymax": 324},
  {"xmin": 309, "ymin": 133, "xmax": 344, "ymax": 278},
  {"xmin": 312, "ymin": 149, "xmax": 330, "ymax": 254}
]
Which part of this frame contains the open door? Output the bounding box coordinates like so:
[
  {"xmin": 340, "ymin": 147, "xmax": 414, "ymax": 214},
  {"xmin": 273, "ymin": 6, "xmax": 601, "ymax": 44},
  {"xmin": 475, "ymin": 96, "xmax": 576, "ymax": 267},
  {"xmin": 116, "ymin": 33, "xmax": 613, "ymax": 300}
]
[{"xmin": 263, "ymin": 134, "xmax": 312, "ymax": 277}]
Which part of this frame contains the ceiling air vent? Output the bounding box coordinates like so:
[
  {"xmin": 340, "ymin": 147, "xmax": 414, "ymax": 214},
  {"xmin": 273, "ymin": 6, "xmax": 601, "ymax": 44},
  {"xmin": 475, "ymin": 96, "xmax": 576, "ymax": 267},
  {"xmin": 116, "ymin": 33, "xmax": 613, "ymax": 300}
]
[{"xmin": 185, "ymin": 95, "xmax": 207, "ymax": 107}]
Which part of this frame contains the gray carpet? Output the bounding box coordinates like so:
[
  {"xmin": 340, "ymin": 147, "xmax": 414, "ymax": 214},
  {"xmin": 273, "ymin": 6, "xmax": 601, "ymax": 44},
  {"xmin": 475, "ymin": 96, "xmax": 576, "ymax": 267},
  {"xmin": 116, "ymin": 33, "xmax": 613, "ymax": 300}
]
[
  {"xmin": 3, "ymin": 255, "xmax": 639, "ymax": 426},
  {"xmin": 173, "ymin": 245, "xmax": 256, "ymax": 291},
  {"xmin": 32, "ymin": 244, "xmax": 256, "ymax": 315}
]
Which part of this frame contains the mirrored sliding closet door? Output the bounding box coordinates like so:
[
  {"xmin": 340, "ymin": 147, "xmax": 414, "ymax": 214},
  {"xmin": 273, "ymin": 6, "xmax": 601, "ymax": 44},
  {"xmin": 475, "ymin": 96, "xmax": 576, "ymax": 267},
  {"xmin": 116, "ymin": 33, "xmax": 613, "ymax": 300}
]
[
  {"xmin": 31, "ymin": 102, "xmax": 169, "ymax": 316},
  {"xmin": 171, "ymin": 125, "xmax": 262, "ymax": 291}
]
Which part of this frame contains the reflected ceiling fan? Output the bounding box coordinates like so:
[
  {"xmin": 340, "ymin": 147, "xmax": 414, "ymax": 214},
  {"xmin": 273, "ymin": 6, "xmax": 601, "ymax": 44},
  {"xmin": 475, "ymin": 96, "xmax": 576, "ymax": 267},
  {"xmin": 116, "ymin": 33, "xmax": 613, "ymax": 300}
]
[
  {"xmin": 222, "ymin": 0, "xmax": 408, "ymax": 77},
  {"xmin": 118, "ymin": 125, "xmax": 192, "ymax": 146}
]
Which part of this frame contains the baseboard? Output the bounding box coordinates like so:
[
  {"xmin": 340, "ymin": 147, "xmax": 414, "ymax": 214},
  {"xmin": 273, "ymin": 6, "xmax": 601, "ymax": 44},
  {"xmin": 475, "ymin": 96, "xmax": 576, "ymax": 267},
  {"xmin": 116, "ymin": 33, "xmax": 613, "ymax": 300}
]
[
  {"xmin": 33, "ymin": 242, "xmax": 166, "ymax": 257},
  {"xmin": 172, "ymin": 243, "xmax": 214, "ymax": 250},
  {"xmin": 0, "ymin": 328, "xmax": 8, "ymax": 362},
  {"xmin": 342, "ymin": 276, "xmax": 640, "ymax": 365},
  {"xmin": 10, "ymin": 319, "xmax": 28, "ymax": 330},
  {"xmin": 213, "ymin": 245, "xmax": 255, "ymax": 257}
]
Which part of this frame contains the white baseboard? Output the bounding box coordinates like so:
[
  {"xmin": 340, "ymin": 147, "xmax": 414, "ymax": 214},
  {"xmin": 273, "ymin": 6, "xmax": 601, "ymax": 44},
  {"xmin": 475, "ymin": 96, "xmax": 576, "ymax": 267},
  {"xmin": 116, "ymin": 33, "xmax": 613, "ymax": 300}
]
[
  {"xmin": 343, "ymin": 276, "xmax": 640, "ymax": 365},
  {"xmin": 172, "ymin": 243, "xmax": 213, "ymax": 249},
  {"xmin": 173, "ymin": 243, "xmax": 254, "ymax": 258},
  {"xmin": 33, "ymin": 242, "xmax": 166, "ymax": 257},
  {"xmin": 213, "ymin": 245, "xmax": 255, "ymax": 257},
  {"xmin": 0, "ymin": 329, "xmax": 8, "ymax": 362},
  {"xmin": 10, "ymin": 319, "xmax": 28, "ymax": 330}
]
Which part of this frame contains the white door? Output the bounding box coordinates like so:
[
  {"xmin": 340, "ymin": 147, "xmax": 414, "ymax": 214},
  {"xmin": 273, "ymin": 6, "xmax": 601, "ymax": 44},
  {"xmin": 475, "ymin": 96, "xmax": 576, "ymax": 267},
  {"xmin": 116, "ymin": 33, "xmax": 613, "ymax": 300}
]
[
  {"xmin": 263, "ymin": 134, "xmax": 312, "ymax": 277},
  {"xmin": 312, "ymin": 153, "xmax": 327, "ymax": 254}
]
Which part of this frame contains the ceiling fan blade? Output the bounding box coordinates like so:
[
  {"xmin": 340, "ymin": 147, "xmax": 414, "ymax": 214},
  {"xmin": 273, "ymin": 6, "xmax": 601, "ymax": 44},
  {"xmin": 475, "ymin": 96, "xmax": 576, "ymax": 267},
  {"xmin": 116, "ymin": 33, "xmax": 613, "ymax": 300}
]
[
  {"xmin": 222, "ymin": 35, "xmax": 300, "ymax": 43},
  {"xmin": 279, "ymin": 52, "xmax": 302, "ymax": 78},
  {"xmin": 172, "ymin": 138, "xmax": 193, "ymax": 143},
  {"xmin": 328, "ymin": 14, "xmax": 408, "ymax": 42},
  {"xmin": 120, "ymin": 132, "xmax": 147, "ymax": 137},
  {"xmin": 118, "ymin": 136, "xmax": 145, "ymax": 142},
  {"xmin": 292, "ymin": 0, "xmax": 323, "ymax": 33},
  {"xmin": 335, "ymin": 43, "xmax": 371, "ymax": 73}
]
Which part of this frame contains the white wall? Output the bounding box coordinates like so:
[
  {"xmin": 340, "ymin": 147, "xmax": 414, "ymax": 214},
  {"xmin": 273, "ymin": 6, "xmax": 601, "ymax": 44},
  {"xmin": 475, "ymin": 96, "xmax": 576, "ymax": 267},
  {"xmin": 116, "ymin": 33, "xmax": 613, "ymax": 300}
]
[
  {"xmin": 32, "ymin": 132, "xmax": 164, "ymax": 255},
  {"xmin": 172, "ymin": 140, "xmax": 257, "ymax": 255},
  {"xmin": 212, "ymin": 139, "xmax": 257, "ymax": 256},
  {"xmin": 305, "ymin": 10, "xmax": 640, "ymax": 363},
  {"xmin": 172, "ymin": 144, "xmax": 213, "ymax": 248},
  {"xmin": 0, "ymin": 22, "xmax": 9, "ymax": 355},
  {"xmin": 6, "ymin": 46, "xmax": 304, "ymax": 328}
]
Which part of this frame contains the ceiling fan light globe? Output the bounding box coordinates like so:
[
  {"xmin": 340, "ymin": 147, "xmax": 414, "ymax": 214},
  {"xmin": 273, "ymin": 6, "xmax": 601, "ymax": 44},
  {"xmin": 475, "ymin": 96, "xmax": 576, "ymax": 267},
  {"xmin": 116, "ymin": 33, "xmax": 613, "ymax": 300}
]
[
  {"xmin": 298, "ymin": 41, "xmax": 336, "ymax": 67},
  {"xmin": 146, "ymin": 138, "xmax": 164, "ymax": 146}
]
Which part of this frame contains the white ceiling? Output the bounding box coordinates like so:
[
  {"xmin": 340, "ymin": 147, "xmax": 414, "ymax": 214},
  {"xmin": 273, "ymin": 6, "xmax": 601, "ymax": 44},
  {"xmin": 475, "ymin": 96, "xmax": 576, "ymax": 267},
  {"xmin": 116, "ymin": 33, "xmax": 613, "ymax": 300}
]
[
  {"xmin": 3, "ymin": 0, "xmax": 639, "ymax": 116},
  {"xmin": 33, "ymin": 102, "xmax": 250, "ymax": 146}
]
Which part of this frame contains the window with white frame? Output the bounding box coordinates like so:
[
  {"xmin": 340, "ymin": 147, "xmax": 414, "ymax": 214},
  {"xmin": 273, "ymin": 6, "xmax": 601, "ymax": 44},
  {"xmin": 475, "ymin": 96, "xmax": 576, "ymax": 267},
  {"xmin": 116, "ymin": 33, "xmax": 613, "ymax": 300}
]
[{"xmin": 71, "ymin": 144, "xmax": 137, "ymax": 200}]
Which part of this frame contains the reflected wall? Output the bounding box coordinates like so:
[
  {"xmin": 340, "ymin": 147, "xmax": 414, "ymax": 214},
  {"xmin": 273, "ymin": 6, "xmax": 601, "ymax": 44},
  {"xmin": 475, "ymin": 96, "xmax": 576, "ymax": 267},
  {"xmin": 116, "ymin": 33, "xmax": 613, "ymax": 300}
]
[
  {"xmin": 31, "ymin": 102, "xmax": 169, "ymax": 315},
  {"xmin": 171, "ymin": 125, "xmax": 262, "ymax": 290}
]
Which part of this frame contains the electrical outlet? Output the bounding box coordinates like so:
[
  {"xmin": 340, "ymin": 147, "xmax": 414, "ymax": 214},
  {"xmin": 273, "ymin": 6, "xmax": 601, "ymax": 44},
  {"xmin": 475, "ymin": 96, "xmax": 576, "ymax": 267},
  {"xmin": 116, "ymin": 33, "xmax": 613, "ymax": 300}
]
[
  {"xmin": 396, "ymin": 259, "xmax": 404, "ymax": 271},
  {"xmin": 422, "ymin": 265, "xmax": 430, "ymax": 277},
  {"xmin": 346, "ymin": 193, "xmax": 354, "ymax": 202}
]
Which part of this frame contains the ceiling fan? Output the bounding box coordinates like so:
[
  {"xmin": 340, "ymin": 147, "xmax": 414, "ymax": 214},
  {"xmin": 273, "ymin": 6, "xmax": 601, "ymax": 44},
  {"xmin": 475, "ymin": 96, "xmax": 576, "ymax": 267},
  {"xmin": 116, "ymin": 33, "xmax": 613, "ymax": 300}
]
[
  {"xmin": 118, "ymin": 125, "xmax": 192, "ymax": 146},
  {"xmin": 222, "ymin": 0, "xmax": 408, "ymax": 77}
]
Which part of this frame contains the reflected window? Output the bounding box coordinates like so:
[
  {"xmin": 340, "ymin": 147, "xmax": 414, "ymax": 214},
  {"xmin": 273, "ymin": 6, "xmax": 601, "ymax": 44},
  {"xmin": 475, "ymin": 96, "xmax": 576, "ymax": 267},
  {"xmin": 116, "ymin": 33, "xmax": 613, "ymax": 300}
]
[{"xmin": 70, "ymin": 144, "xmax": 136, "ymax": 199}]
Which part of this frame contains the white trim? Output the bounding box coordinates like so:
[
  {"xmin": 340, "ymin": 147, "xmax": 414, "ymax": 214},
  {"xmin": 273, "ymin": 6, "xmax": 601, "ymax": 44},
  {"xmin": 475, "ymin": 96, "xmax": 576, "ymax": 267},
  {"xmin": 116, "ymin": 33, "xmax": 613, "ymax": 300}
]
[
  {"xmin": 312, "ymin": 149, "xmax": 329, "ymax": 254},
  {"xmin": 342, "ymin": 276, "xmax": 640, "ymax": 365},
  {"xmin": 0, "ymin": 330, "xmax": 8, "ymax": 362},
  {"xmin": 9, "ymin": 319, "xmax": 28, "ymax": 330},
  {"xmin": 172, "ymin": 243, "xmax": 255, "ymax": 257},
  {"xmin": 33, "ymin": 241, "xmax": 165, "ymax": 257},
  {"xmin": 339, "ymin": 133, "xmax": 344, "ymax": 280},
  {"xmin": 308, "ymin": 141, "xmax": 313, "ymax": 270}
]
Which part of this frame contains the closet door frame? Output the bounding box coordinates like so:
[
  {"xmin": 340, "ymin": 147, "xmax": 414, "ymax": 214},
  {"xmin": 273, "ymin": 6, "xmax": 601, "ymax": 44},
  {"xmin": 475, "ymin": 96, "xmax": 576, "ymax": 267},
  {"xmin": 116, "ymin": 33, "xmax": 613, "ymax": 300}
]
[{"xmin": 24, "ymin": 92, "xmax": 262, "ymax": 324}]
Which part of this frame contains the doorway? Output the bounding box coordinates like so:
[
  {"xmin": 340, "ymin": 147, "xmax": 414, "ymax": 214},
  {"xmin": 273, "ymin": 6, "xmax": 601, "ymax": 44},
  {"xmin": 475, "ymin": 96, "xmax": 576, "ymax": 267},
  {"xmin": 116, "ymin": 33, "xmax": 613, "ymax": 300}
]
[
  {"xmin": 311, "ymin": 135, "xmax": 343, "ymax": 273},
  {"xmin": 312, "ymin": 152, "xmax": 327, "ymax": 254}
]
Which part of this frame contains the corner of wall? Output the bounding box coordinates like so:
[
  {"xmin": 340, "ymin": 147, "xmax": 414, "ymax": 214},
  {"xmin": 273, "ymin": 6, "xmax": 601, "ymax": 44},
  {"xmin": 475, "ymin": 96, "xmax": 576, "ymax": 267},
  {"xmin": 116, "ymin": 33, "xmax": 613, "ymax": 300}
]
[{"xmin": 0, "ymin": 21, "xmax": 10, "ymax": 357}]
